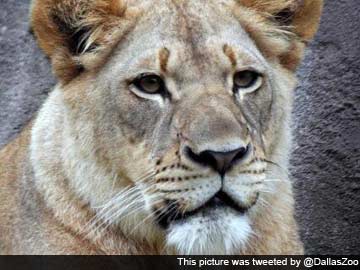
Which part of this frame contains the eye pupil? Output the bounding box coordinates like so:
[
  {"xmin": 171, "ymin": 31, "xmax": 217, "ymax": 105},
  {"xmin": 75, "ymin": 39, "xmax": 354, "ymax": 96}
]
[
  {"xmin": 141, "ymin": 77, "xmax": 160, "ymax": 92},
  {"xmin": 233, "ymin": 71, "xmax": 259, "ymax": 89},
  {"xmin": 135, "ymin": 74, "xmax": 164, "ymax": 94}
]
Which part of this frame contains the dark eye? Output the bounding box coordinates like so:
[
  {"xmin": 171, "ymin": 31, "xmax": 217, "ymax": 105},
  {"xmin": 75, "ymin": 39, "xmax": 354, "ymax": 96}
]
[
  {"xmin": 133, "ymin": 74, "xmax": 165, "ymax": 94},
  {"xmin": 233, "ymin": 70, "xmax": 261, "ymax": 90}
]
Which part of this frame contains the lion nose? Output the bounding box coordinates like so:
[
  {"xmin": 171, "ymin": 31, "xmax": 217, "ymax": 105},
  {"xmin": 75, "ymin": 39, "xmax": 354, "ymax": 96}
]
[{"xmin": 186, "ymin": 145, "xmax": 250, "ymax": 175}]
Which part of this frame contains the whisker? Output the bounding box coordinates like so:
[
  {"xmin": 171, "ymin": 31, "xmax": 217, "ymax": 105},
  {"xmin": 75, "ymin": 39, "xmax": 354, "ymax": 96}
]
[
  {"xmin": 84, "ymin": 192, "xmax": 143, "ymax": 237},
  {"xmin": 91, "ymin": 169, "xmax": 156, "ymax": 211},
  {"xmin": 84, "ymin": 183, "xmax": 157, "ymax": 236},
  {"xmin": 128, "ymin": 205, "xmax": 164, "ymax": 235},
  {"xmin": 92, "ymin": 169, "xmax": 157, "ymax": 213},
  {"xmin": 152, "ymin": 203, "xmax": 179, "ymax": 227},
  {"xmin": 258, "ymin": 188, "xmax": 276, "ymax": 194},
  {"xmin": 129, "ymin": 199, "xmax": 181, "ymax": 236},
  {"xmin": 262, "ymin": 159, "xmax": 289, "ymax": 176},
  {"xmin": 87, "ymin": 186, "xmax": 142, "ymax": 226},
  {"xmin": 88, "ymin": 194, "xmax": 160, "ymax": 238},
  {"xmin": 257, "ymin": 196, "xmax": 272, "ymax": 208},
  {"xmin": 92, "ymin": 186, "xmax": 135, "ymax": 210},
  {"xmin": 99, "ymin": 197, "xmax": 163, "ymax": 236},
  {"xmin": 262, "ymin": 178, "xmax": 285, "ymax": 183},
  {"xmin": 81, "ymin": 155, "xmax": 185, "ymax": 240}
]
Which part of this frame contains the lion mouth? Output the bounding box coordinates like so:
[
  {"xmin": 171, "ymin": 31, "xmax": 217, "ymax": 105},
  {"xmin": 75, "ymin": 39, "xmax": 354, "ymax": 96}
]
[{"xmin": 156, "ymin": 191, "xmax": 247, "ymax": 229}]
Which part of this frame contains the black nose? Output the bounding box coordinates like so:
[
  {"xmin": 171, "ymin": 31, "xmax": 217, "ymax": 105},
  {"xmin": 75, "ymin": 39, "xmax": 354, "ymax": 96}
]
[{"xmin": 186, "ymin": 145, "xmax": 250, "ymax": 175}]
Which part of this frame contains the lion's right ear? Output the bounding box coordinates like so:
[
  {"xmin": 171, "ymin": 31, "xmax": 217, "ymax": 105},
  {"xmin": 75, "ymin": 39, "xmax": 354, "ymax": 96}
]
[{"xmin": 31, "ymin": 0, "xmax": 133, "ymax": 83}]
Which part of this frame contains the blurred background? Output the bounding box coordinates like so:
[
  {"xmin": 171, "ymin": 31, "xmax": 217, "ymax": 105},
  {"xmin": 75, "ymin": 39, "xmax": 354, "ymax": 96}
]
[{"xmin": 0, "ymin": 0, "xmax": 359, "ymax": 254}]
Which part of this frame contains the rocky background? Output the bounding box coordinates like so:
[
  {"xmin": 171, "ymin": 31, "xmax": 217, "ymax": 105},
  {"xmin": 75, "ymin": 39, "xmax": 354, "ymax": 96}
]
[{"xmin": 0, "ymin": 0, "xmax": 359, "ymax": 254}]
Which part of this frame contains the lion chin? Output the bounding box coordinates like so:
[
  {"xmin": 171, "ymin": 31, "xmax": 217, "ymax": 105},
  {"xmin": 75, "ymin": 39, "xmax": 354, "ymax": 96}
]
[{"xmin": 166, "ymin": 207, "xmax": 251, "ymax": 255}]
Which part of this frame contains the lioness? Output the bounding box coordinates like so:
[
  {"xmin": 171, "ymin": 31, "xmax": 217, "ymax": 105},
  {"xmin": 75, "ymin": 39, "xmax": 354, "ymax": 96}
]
[{"xmin": 0, "ymin": 0, "xmax": 323, "ymax": 254}]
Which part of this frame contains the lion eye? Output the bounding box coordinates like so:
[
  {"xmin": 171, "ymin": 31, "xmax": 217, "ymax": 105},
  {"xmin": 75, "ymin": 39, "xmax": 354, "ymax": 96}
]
[
  {"xmin": 233, "ymin": 70, "xmax": 261, "ymax": 91},
  {"xmin": 133, "ymin": 74, "xmax": 164, "ymax": 94}
]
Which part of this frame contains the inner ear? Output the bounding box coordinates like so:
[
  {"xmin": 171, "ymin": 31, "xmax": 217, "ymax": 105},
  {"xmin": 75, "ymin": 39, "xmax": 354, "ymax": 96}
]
[
  {"xmin": 69, "ymin": 27, "xmax": 97, "ymax": 54},
  {"xmin": 274, "ymin": 8, "xmax": 295, "ymax": 25},
  {"xmin": 51, "ymin": 12, "xmax": 97, "ymax": 55}
]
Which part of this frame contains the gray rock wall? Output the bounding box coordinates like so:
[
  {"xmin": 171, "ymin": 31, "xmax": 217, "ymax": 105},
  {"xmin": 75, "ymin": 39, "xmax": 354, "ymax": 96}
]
[
  {"xmin": 0, "ymin": 0, "xmax": 359, "ymax": 254},
  {"xmin": 292, "ymin": 0, "xmax": 360, "ymax": 255}
]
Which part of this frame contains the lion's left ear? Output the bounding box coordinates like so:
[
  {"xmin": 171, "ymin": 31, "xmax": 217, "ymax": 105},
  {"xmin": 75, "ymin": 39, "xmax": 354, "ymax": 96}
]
[
  {"xmin": 281, "ymin": 0, "xmax": 323, "ymax": 69},
  {"xmin": 275, "ymin": 0, "xmax": 323, "ymax": 42},
  {"xmin": 239, "ymin": 0, "xmax": 323, "ymax": 70}
]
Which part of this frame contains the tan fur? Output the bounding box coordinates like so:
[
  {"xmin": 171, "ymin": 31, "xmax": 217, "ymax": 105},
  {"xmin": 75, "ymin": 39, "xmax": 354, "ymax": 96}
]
[{"xmin": 0, "ymin": 0, "xmax": 322, "ymax": 254}]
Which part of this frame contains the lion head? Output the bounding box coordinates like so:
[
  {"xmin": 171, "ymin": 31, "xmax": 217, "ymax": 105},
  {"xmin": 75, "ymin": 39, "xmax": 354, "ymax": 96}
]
[{"xmin": 31, "ymin": 0, "xmax": 323, "ymax": 254}]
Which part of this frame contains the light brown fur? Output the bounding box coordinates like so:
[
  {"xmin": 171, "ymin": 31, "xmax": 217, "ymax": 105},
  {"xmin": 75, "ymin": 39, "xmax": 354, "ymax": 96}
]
[{"xmin": 0, "ymin": 0, "xmax": 322, "ymax": 254}]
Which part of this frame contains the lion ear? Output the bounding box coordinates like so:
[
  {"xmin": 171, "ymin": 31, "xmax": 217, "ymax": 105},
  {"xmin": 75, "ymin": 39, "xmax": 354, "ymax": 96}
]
[
  {"xmin": 241, "ymin": 0, "xmax": 323, "ymax": 41},
  {"xmin": 239, "ymin": 0, "xmax": 323, "ymax": 70},
  {"xmin": 274, "ymin": 0, "xmax": 323, "ymax": 42},
  {"xmin": 31, "ymin": 0, "xmax": 128, "ymax": 83},
  {"xmin": 280, "ymin": 0, "xmax": 323, "ymax": 69}
]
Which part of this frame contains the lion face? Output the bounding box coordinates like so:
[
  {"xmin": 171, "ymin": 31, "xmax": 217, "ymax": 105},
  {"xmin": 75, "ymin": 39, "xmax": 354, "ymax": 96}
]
[{"xmin": 32, "ymin": 0, "xmax": 323, "ymax": 255}]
